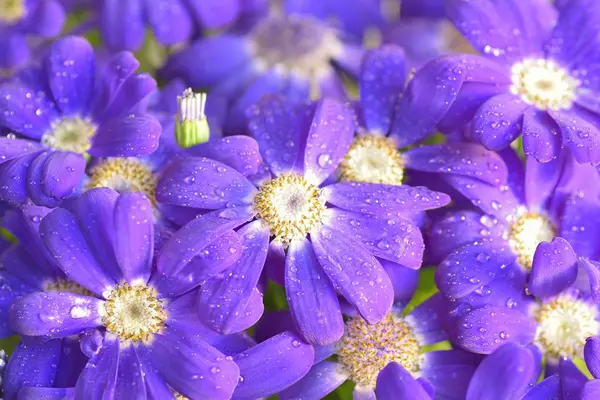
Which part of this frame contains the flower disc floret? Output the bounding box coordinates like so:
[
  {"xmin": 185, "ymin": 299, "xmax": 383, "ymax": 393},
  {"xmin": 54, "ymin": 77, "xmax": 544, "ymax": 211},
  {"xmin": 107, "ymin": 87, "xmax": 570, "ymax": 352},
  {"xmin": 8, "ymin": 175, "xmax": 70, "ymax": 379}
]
[
  {"xmin": 508, "ymin": 209, "xmax": 556, "ymax": 270},
  {"xmin": 0, "ymin": 0, "xmax": 25, "ymax": 24},
  {"xmin": 339, "ymin": 135, "xmax": 405, "ymax": 185},
  {"xmin": 338, "ymin": 313, "xmax": 421, "ymax": 388},
  {"xmin": 40, "ymin": 117, "xmax": 97, "ymax": 155}
]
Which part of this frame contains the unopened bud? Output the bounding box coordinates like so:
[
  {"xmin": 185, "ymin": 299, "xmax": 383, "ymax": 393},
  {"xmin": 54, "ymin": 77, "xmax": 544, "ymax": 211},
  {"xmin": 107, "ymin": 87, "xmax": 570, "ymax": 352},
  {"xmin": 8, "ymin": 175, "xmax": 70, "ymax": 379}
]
[{"xmin": 175, "ymin": 89, "xmax": 210, "ymax": 148}]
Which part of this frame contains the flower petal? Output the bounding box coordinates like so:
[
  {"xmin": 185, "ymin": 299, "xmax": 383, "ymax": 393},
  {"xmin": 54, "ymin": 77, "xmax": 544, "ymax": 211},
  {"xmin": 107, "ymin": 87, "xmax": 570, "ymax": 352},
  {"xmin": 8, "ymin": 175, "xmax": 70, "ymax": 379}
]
[
  {"xmin": 100, "ymin": 0, "xmax": 145, "ymax": 51},
  {"xmin": 285, "ymin": 238, "xmax": 344, "ymax": 345},
  {"xmin": 145, "ymin": 0, "xmax": 193, "ymax": 45},
  {"xmin": 189, "ymin": 0, "xmax": 239, "ymax": 28},
  {"xmin": 381, "ymin": 260, "xmax": 419, "ymax": 305},
  {"xmin": 584, "ymin": 336, "xmax": 600, "ymax": 379},
  {"xmin": 280, "ymin": 361, "xmax": 347, "ymax": 400},
  {"xmin": 114, "ymin": 193, "xmax": 154, "ymax": 284},
  {"xmin": 522, "ymin": 108, "xmax": 562, "ymax": 163},
  {"xmin": 0, "ymin": 152, "xmax": 38, "ymax": 205},
  {"xmin": 92, "ymin": 52, "xmax": 141, "ymax": 118},
  {"xmin": 197, "ymin": 221, "xmax": 269, "ymax": 334},
  {"xmin": 0, "ymin": 82, "xmax": 56, "ymax": 139},
  {"xmin": 323, "ymin": 182, "xmax": 450, "ymax": 215},
  {"xmin": 528, "ymin": 237, "xmax": 577, "ymax": 299},
  {"xmin": 0, "ymin": 138, "xmax": 42, "ymax": 162},
  {"xmin": 89, "ymin": 114, "xmax": 161, "ymax": 157},
  {"xmin": 100, "ymin": 73, "xmax": 158, "ymax": 121},
  {"xmin": 10, "ymin": 292, "xmax": 101, "ymax": 338},
  {"xmin": 45, "ymin": 36, "xmax": 95, "ymax": 115},
  {"xmin": 407, "ymin": 294, "xmax": 449, "ymax": 345},
  {"xmin": 27, "ymin": 151, "xmax": 63, "ymax": 208},
  {"xmin": 359, "ymin": 45, "xmax": 406, "ymax": 134},
  {"xmin": 522, "ymin": 374, "xmax": 560, "ymax": 400},
  {"xmin": 187, "ymin": 136, "xmax": 263, "ymax": 178},
  {"xmin": 472, "ymin": 94, "xmax": 529, "ymax": 151},
  {"xmin": 40, "ymin": 208, "xmax": 116, "ymax": 295},
  {"xmin": 311, "ymin": 226, "xmax": 394, "ymax": 324},
  {"xmin": 550, "ymin": 108, "xmax": 600, "ymax": 165},
  {"xmin": 376, "ymin": 362, "xmax": 432, "ymax": 400},
  {"xmin": 18, "ymin": 387, "xmax": 75, "ymax": 400},
  {"xmin": 233, "ymin": 331, "xmax": 314, "ymax": 399},
  {"xmin": 75, "ymin": 336, "xmax": 119, "ymax": 398},
  {"xmin": 324, "ymin": 208, "xmax": 423, "ymax": 269},
  {"xmin": 579, "ymin": 258, "xmax": 600, "ymax": 303},
  {"xmin": 156, "ymin": 157, "xmax": 256, "ymax": 209},
  {"xmin": 41, "ymin": 150, "xmax": 86, "ymax": 201}
]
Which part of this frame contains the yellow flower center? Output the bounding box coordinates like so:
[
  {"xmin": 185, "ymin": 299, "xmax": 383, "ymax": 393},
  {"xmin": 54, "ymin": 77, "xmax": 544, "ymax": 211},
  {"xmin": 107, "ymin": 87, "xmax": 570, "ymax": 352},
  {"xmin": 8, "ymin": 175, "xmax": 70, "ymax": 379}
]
[
  {"xmin": 44, "ymin": 278, "xmax": 94, "ymax": 297},
  {"xmin": 0, "ymin": 0, "xmax": 25, "ymax": 24},
  {"xmin": 41, "ymin": 117, "xmax": 97, "ymax": 155},
  {"xmin": 86, "ymin": 158, "xmax": 158, "ymax": 207},
  {"xmin": 253, "ymin": 174, "xmax": 326, "ymax": 245},
  {"xmin": 508, "ymin": 210, "xmax": 556, "ymax": 270},
  {"xmin": 337, "ymin": 313, "xmax": 421, "ymax": 389},
  {"xmin": 535, "ymin": 295, "xmax": 599, "ymax": 360},
  {"xmin": 339, "ymin": 135, "xmax": 405, "ymax": 185},
  {"xmin": 101, "ymin": 283, "xmax": 166, "ymax": 343},
  {"xmin": 510, "ymin": 59, "xmax": 579, "ymax": 111}
]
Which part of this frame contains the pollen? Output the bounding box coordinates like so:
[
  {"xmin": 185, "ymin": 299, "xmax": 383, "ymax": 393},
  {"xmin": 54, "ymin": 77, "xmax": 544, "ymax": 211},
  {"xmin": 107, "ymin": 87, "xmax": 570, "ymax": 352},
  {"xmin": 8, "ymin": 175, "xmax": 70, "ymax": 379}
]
[
  {"xmin": 339, "ymin": 135, "xmax": 405, "ymax": 185},
  {"xmin": 508, "ymin": 209, "xmax": 556, "ymax": 270},
  {"xmin": 535, "ymin": 294, "xmax": 599, "ymax": 360},
  {"xmin": 0, "ymin": 0, "xmax": 25, "ymax": 24},
  {"xmin": 337, "ymin": 313, "xmax": 421, "ymax": 389},
  {"xmin": 249, "ymin": 15, "xmax": 343, "ymax": 82},
  {"xmin": 510, "ymin": 58, "xmax": 579, "ymax": 111},
  {"xmin": 86, "ymin": 158, "xmax": 158, "ymax": 206},
  {"xmin": 253, "ymin": 173, "xmax": 326, "ymax": 245},
  {"xmin": 44, "ymin": 278, "xmax": 94, "ymax": 297},
  {"xmin": 101, "ymin": 283, "xmax": 166, "ymax": 343},
  {"xmin": 41, "ymin": 117, "xmax": 97, "ymax": 155}
]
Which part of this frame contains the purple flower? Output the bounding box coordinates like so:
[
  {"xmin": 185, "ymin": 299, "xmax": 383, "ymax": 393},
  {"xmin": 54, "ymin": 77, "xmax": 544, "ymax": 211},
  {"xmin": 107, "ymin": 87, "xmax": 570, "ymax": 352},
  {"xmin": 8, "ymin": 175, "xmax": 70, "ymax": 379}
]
[
  {"xmin": 346, "ymin": 45, "xmax": 507, "ymax": 189},
  {"xmin": 96, "ymin": 0, "xmax": 241, "ymax": 52},
  {"xmin": 8, "ymin": 189, "xmax": 244, "ymax": 398},
  {"xmin": 436, "ymin": 0, "xmax": 600, "ymax": 164},
  {"xmin": 156, "ymin": 95, "xmax": 450, "ymax": 345},
  {"xmin": 259, "ymin": 294, "xmax": 479, "ymax": 399},
  {"xmin": 160, "ymin": 10, "xmax": 365, "ymax": 133},
  {"xmin": 0, "ymin": 0, "xmax": 65, "ymax": 72},
  {"xmin": 0, "ymin": 36, "xmax": 162, "ymax": 208}
]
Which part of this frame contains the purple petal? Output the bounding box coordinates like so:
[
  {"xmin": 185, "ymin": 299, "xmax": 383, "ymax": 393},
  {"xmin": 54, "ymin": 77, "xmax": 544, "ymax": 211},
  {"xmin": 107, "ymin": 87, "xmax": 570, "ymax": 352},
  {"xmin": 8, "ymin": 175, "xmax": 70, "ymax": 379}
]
[
  {"xmin": 560, "ymin": 357, "xmax": 587, "ymax": 399},
  {"xmin": 27, "ymin": 151, "xmax": 63, "ymax": 208},
  {"xmin": 156, "ymin": 209, "xmax": 251, "ymax": 277},
  {"xmin": 156, "ymin": 157, "xmax": 256, "ymax": 209},
  {"xmin": 376, "ymin": 362, "xmax": 432, "ymax": 400},
  {"xmin": 187, "ymin": 136, "xmax": 263, "ymax": 178},
  {"xmin": 436, "ymin": 243, "xmax": 517, "ymax": 299},
  {"xmin": 522, "ymin": 108, "xmax": 561, "ymax": 163},
  {"xmin": 0, "ymin": 138, "xmax": 42, "ymax": 162},
  {"xmin": 45, "ymin": 36, "xmax": 95, "ymax": 115},
  {"xmin": 280, "ymin": 361, "xmax": 346, "ymax": 400},
  {"xmin": 522, "ymin": 374, "xmax": 560, "ymax": 400},
  {"xmin": 582, "ymin": 380, "xmax": 600, "ymax": 400},
  {"xmin": 246, "ymin": 95, "xmax": 306, "ymax": 177},
  {"xmin": 136, "ymin": 343, "xmax": 174, "ymax": 399},
  {"xmin": 233, "ymin": 331, "xmax": 314, "ymax": 399},
  {"xmin": 407, "ymin": 294, "xmax": 449, "ymax": 345},
  {"xmin": 146, "ymin": 0, "xmax": 193, "ymax": 45},
  {"xmin": 100, "ymin": 73, "xmax": 158, "ymax": 121},
  {"xmin": 189, "ymin": 0, "xmax": 239, "ymax": 28},
  {"xmin": 225, "ymin": 287, "xmax": 264, "ymax": 334},
  {"xmin": 114, "ymin": 193, "xmax": 154, "ymax": 284},
  {"xmin": 311, "ymin": 225, "xmax": 394, "ymax": 324},
  {"xmin": 323, "ymin": 182, "xmax": 450, "ymax": 215},
  {"xmin": 92, "ymin": 52, "xmax": 141, "ymax": 118},
  {"xmin": 0, "ymin": 152, "xmax": 39, "ymax": 205},
  {"xmin": 41, "ymin": 151, "xmax": 85, "ymax": 201},
  {"xmin": 359, "ymin": 45, "xmax": 406, "ymax": 134},
  {"xmin": 324, "ymin": 208, "xmax": 423, "ymax": 269},
  {"xmin": 18, "ymin": 387, "xmax": 75, "ymax": 399},
  {"xmin": 75, "ymin": 336, "xmax": 119, "ymax": 398},
  {"xmin": 10, "ymin": 292, "xmax": 101, "ymax": 338},
  {"xmin": 381, "ymin": 261, "xmax": 419, "ymax": 304},
  {"xmin": 561, "ymin": 195, "xmax": 600, "ymax": 258},
  {"xmin": 550, "ymin": 108, "xmax": 600, "ymax": 164},
  {"xmin": 40, "ymin": 208, "xmax": 116, "ymax": 295},
  {"xmin": 584, "ymin": 336, "xmax": 600, "ymax": 379},
  {"xmin": 404, "ymin": 143, "xmax": 508, "ymax": 186},
  {"xmin": 148, "ymin": 328, "xmax": 240, "ymax": 400},
  {"xmin": 3, "ymin": 340, "xmax": 62, "ymax": 399},
  {"xmin": 100, "ymin": 0, "xmax": 145, "ymax": 51},
  {"xmin": 25, "ymin": 0, "xmax": 66, "ymax": 37},
  {"xmin": 528, "ymin": 237, "xmax": 577, "ymax": 299},
  {"xmin": 454, "ymin": 305, "xmax": 537, "ymax": 354},
  {"xmin": 390, "ymin": 56, "xmax": 467, "ymax": 147},
  {"xmin": 197, "ymin": 221, "xmax": 269, "ymax": 334},
  {"xmin": 466, "ymin": 343, "xmax": 538, "ymax": 400},
  {"xmin": 0, "ymin": 83, "xmax": 57, "ymax": 139},
  {"xmin": 579, "ymin": 258, "xmax": 600, "ymax": 303},
  {"xmin": 304, "ymin": 97, "xmax": 355, "ymax": 185},
  {"xmin": 524, "ymin": 156, "xmax": 562, "ymax": 211},
  {"xmin": 114, "ymin": 344, "xmax": 146, "ymax": 398},
  {"xmin": 285, "ymin": 238, "xmax": 344, "ymax": 345},
  {"xmin": 472, "ymin": 94, "xmax": 529, "ymax": 151},
  {"xmin": 89, "ymin": 115, "xmax": 161, "ymax": 157}
]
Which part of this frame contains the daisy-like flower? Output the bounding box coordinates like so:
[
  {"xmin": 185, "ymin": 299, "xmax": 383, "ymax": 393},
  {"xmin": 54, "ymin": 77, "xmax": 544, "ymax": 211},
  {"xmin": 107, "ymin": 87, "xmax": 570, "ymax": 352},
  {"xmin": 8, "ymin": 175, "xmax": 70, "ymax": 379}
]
[
  {"xmin": 156, "ymin": 95, "xmax": 450, "ymax": 345},
  {"xmin": 273, "ymin": 294, "xmax": 480, "ymax": 400},
  {"xmin": 435, "ymin": 0, "xmax": 600, "ymax": 164},
  {"xmin": 8, "ymin": 189, "xmax": 247, "ymax": 399},
  {"xmin": 0, "ymin": 36, "xmax": 162, "ymax": 208},
  {"xmin": 0, "ymin": 0, "xmax": 65, "ymax": 73},
  {"xmin": 339, "ymin": 45, "xmax": 507, "ymax": 190},
  {"xmin": 160, "ymin": 9, "xmax": 365, "ymax": 133},
  {"xmin": 95, "ymin": 0, "xmax": 241, "ymax": 52}
]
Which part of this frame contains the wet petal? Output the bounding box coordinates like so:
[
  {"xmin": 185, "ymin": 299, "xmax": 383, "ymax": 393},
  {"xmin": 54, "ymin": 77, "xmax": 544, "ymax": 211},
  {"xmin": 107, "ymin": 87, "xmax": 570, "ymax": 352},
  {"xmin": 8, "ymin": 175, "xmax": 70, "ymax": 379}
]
[
  {"xmin": 187, "ymin": 136, "xmax": 263, "ymax": 178},
  {"xmin": 75, "ymin": 336, "xmax": 119, "ymax": 398},
  {"xmin": 280, "ymin": 361, "xmax": 347, "ymax": 400},
  {"xmin": 550, "ymin": 109, "xmax": 600, "ymax": 165},
  {"xmin": 528, "ymin": 237, "xmax": 577, "ymax": 299},
  {"xmin": 472, "ymin": 94, "xmax": 529, "ymax": 151},
  {"xmin": 584, "ymin": 336, "xmax": 600, "ymax": 379},
  {"xmin": 376, "ymin": 362, "xmax": 432, "ymax": 400},
  {"xmin": 522, "ymin": 108, "xmax": 562, "ymax": 163},
  {"xmin": 89, "ymin": 115, "xmax": 161, "ymax": 157}
]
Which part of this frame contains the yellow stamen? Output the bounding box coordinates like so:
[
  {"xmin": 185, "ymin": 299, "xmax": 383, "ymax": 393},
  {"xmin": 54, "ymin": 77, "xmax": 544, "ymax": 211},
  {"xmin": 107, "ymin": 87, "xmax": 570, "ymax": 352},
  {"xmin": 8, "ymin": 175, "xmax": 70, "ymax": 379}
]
[{"xmin": 340, "ymin": 135, "xmax": 405, "ymax": 185}]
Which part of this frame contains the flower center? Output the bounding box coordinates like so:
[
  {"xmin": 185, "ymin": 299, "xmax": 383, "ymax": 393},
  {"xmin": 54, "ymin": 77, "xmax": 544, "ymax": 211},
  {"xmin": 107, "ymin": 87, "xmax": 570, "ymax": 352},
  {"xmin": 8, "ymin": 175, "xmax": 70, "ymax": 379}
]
[
  {"xmin": 510, "ymin": 59, "xmax": 579, "ymax": 110},
  {"xmin": 535, "ymin": 295, "xmax": 599, "ymax": 360},
  {"xmin": 101, "ymin": 283, "xmax": 166, "ymax": 342},
  {"xmin": 339, "ymin": 135, "xmax": 404, "ymax": 185},
  {"xmin": 44, "ymin": 278, "xmax": 94, "ymax": 297},
  {"xmin": 337, "ymin": 313, "xmax": 421, "ymax": 389},
  {"xmin": 41, "ymin": 117, "xmax": 97, "ymax": 155},
  {"xmin": 86, "ymin": 158, "xmax": 158, "ymax": 206},
  {"xmin": 249, "ymin": 15, "xmax": 342, "ymax": 80},
  {"xmin": 253, "ymin": 173, "xmax": 326, "ymax": 245},
  {"xmin": 508, "ymin": 210, "xmax": 556, "ymax": 270},
  {"xmin": 0, "ymin": 0, "xmax": 25, "ymax": 24}
]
